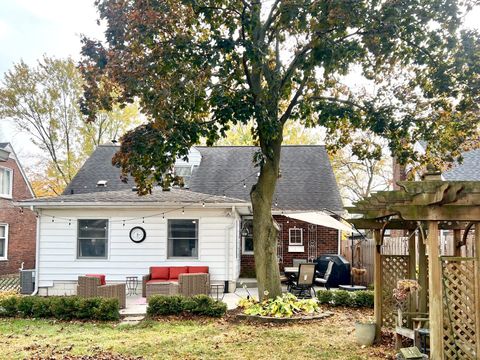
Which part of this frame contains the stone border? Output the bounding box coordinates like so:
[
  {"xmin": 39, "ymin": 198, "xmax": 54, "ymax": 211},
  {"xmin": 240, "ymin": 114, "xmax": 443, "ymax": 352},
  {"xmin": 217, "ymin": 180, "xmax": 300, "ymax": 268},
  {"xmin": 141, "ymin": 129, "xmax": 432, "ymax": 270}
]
[{"xmin": 235, "ymin": 311, "xmax": 334, "ymax": 323}]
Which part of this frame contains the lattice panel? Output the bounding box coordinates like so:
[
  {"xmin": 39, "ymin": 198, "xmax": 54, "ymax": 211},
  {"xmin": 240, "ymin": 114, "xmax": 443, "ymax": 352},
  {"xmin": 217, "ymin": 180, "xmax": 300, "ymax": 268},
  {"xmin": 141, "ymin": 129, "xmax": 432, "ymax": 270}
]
[
  {"xmin": 307, "ymin": 224, "xmax": 318, "ymax": 262},
  {"xmin": 442, "ymin": 257, "xmax": 477, "ymax": 360},
  {"xmin": 381, "ymin": 255, "xmax": 410, "ymax": 328},
  {"xmin": 277, "ymin": 223, "xmax": 284, "ymax": 264}
]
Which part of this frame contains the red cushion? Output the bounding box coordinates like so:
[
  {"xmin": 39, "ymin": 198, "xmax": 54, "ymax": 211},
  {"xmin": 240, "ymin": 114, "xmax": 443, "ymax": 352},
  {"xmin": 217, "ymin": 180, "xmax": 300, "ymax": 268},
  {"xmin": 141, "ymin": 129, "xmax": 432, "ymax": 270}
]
[
  {"xmin": 85, "ymin": 274, "xmax": 106, "ymax": 286},
  {"xmin": 150, "ymin": 267, "xmax": 170, "ymax": 280},
  {"xmin": 188, "ymin": 266, "xmax": 209, "ymax": 274},
  {"xmin": 169, "ymin": 266, "xmax": 188, "ymax": 280}
]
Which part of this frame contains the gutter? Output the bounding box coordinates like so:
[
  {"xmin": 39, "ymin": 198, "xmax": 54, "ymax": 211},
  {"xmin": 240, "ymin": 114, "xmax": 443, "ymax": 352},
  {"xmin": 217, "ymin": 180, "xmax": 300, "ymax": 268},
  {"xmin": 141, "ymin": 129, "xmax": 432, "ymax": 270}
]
[
  {"xmin": 17, "ymin": 201, "xmax": 249, "ymax": 209},
  {"xmin": 224, "ymin": 206, "xmax": 236, "ymax": 292},
  {"xmin": 31, "ymin": 207, "xmax": 40, "ymax": 295}
]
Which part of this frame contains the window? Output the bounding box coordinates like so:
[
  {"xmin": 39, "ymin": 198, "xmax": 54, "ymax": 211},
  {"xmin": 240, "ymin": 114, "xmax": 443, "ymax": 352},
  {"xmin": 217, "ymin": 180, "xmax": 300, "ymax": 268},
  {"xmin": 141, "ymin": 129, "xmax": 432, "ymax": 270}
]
[
  {"xmin": 0, "ymin": 167, "xmax": 12, "ymax": 198},
  {"xmin": 174, "ymin": 165, "xmax": 193, "ymax": 188},
  {"xmin": 241, "ymin": 218, "xmax": 254, "ymax": 254},
  {"xmin": 0, "ymin": 224, "xmax": 8, "ymax": 260},
  {"xmin": 77, "ymin": 219, "xmax": 108, "ymax": 259},
  {"xmin": 168, "ymin": 219, "xmax": 198, "ymax": 258},
  {"xmin": 289, "ymin": 227, "xmax": 303, "ymax": 246}
]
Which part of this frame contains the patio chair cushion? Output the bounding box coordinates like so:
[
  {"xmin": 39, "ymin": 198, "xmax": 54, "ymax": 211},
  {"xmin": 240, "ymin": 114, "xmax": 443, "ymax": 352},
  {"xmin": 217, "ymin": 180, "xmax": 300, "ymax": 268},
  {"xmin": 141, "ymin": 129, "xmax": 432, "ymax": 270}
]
[
  {"xmin": 147, "ymin": 279, "xmax": 177, "ymax": 284},
  {"xmin": 169, "ymin": 266, "xmax": 188, "ymax": 280},
  {"xmin": 187, "ymin": 266, "xmax": 209, "ymax": 274},
  {"xmin": 85, "ymin": 274, "xmax": 106, "ymax": 285},
  {"xmin": 150, "ymin": 266, "xmax": 170, "ymax": 280}
]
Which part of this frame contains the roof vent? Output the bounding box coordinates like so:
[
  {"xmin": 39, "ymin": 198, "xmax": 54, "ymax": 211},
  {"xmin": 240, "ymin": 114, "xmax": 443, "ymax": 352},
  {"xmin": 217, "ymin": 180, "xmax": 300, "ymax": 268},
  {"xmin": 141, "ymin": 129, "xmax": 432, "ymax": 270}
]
[{"xmin": 96, "ymin": 180, "xmax": 108, "ymax": 187}]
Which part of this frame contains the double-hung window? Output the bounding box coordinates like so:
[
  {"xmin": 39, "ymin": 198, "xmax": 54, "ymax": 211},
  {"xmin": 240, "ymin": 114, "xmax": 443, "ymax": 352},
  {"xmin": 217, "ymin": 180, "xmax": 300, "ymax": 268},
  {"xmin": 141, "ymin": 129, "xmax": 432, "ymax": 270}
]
[
  {"xmin": 241, "ymin": 218, "xmax": 254, "ymax": 254},
  {"xmin": 0, "ymin": 224, "xmax": 8, "ymax": 260},
  {"xmin": 289, "ymin": 227, "xmax": 303, "ymax": 246},
  {"xmin": 168, "ymin": 219, "xmax": 198, "ymax": 258},
  {"xmin": 0, "ymin": 167, "xmax": 12, "ymax": 198},
  {"xmin": 77, "ymin": 219, "xmax": 108, "ymax": 259}
]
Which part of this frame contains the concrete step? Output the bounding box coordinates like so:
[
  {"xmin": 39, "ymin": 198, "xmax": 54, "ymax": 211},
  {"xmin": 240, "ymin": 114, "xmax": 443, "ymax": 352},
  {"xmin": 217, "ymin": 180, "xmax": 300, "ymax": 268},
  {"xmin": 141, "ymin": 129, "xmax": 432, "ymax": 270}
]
[{"xmin": 119, "ymin": 315, "xmax": 145, "ymax": 326}]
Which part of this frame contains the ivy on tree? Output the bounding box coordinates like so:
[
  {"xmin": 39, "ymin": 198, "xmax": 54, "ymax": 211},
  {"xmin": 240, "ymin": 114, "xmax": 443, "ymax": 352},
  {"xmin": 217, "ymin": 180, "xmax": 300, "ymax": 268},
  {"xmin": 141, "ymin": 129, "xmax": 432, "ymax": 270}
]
[{"xmin": 80, "ymin": 0, "xmax": 480, "ymax": 297}]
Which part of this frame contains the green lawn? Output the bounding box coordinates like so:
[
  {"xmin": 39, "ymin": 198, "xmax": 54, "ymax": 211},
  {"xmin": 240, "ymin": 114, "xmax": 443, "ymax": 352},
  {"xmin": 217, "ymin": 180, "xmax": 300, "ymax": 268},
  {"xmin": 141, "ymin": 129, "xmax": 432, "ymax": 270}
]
[{"xmin": 0, "ymin": 308, "xmax": 395, "ymax": 359}]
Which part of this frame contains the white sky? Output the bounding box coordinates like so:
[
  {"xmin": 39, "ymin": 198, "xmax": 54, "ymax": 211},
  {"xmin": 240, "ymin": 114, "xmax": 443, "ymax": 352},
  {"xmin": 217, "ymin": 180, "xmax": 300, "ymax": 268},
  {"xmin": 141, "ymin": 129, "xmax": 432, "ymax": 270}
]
[{"xmin": 0, "ymin": 1, "xmax": 479, "ymax": 165}]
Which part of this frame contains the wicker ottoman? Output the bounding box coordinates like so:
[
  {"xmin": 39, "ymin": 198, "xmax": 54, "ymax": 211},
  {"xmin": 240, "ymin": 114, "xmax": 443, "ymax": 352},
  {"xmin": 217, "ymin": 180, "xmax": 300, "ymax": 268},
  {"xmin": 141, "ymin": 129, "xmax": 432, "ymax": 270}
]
[{"xmin": 146, "ymin": 282, "xmax": 179, "ymax": 299}]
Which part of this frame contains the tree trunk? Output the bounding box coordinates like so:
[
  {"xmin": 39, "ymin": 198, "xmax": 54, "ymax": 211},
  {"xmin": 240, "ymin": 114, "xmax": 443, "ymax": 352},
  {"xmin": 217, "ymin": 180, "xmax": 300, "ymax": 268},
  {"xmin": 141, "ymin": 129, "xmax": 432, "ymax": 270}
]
[{"xmin": 250, "ymin": 139, "xmax": 282, "ymax": 298}]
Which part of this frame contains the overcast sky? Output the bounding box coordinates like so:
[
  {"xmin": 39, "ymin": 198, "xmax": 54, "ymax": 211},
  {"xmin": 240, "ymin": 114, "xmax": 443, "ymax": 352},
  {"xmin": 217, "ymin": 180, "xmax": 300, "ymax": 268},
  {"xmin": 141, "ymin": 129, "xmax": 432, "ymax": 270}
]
[{"xmin": 0, "ymin": 1, "xmax": 479, "ymax": 163}]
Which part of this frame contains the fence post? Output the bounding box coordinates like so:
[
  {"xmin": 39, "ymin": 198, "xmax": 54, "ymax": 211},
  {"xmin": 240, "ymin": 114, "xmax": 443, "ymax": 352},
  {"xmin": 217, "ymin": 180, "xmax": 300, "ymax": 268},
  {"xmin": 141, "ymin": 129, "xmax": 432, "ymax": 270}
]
[{"xmin": 374, "ymin": 229, "xmax": 382, "ymax": 342}]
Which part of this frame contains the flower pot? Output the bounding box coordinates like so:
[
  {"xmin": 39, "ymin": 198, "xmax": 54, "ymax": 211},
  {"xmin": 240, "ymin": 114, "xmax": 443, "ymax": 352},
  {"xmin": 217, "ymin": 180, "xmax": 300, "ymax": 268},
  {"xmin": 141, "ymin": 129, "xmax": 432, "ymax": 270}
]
[{"xmin": 355, "ymin": 321, "xmax": 376, "ymax": 346}]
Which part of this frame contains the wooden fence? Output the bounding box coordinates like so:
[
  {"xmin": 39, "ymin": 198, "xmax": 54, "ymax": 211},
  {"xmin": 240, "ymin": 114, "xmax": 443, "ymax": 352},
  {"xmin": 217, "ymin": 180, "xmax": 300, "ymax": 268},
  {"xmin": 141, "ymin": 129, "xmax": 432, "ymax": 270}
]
[{"xmin": 340, "ymin": 236, "xmax": 409, "ymax": 286}]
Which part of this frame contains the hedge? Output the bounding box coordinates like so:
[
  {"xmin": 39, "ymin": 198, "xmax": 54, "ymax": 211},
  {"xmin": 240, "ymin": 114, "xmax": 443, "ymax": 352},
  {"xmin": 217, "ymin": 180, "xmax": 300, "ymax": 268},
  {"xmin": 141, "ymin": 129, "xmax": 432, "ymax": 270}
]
[
  {"xmin": 147, "ymin": 294, "xmax": 227, "ymax": 318},
  {"xmin": 317, "ymin": 289, "xmax": 374, "ymax": 308},
  {"xmin": 0, "ymin": 295, "xmax": 119, "ymax": 321}
]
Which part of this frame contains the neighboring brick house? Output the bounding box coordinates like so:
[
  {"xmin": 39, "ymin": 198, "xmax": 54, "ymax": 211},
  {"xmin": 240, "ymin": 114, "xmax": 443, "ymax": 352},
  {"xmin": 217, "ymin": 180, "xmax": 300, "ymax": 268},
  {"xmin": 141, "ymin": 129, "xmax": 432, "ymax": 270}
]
[{"xmin": 0, "ymin": 143, "xmax": 36, "ymax": 275}]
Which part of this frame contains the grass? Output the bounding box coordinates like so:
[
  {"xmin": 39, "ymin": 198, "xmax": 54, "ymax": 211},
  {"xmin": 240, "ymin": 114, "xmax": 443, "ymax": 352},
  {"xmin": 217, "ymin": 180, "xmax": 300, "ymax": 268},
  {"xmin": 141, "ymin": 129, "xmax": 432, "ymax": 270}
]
[{"xmin": 0, "ymin": 307, "xmax": 395, "ymax": 359}]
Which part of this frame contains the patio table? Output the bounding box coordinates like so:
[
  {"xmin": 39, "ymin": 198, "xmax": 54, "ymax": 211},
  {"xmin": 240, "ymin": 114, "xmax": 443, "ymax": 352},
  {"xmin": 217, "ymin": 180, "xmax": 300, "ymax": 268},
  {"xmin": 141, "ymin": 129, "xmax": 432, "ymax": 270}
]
[{"xmin": 284, "ymin": 266, "xmax": 299, "ymax": 274}]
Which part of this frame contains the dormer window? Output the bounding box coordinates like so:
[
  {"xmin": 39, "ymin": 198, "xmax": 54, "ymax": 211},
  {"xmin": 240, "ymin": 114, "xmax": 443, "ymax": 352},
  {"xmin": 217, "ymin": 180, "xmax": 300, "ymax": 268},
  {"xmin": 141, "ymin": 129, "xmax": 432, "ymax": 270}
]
[
  {"xmin": 0, "ymin": 167, "xmax": 12, "ymax": 198},
  {"xmin": 96, "ymin": 180, "xmax": 108, "ymax": 187},
  {"xmin": 174, "ymin": 165, "xmax": 193, "ymax": 188}
]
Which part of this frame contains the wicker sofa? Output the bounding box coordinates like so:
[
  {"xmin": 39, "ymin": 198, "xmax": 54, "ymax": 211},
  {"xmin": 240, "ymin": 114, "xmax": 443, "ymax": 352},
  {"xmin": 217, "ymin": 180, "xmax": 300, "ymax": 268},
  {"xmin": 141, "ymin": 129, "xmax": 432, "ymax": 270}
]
[
  {"xmin": 77, "ymin": 275, "xmax": 126, "ymax": 309},
  {"xmin": 142, "ymin": 266, "xmax": 210, "ymax": 299}
]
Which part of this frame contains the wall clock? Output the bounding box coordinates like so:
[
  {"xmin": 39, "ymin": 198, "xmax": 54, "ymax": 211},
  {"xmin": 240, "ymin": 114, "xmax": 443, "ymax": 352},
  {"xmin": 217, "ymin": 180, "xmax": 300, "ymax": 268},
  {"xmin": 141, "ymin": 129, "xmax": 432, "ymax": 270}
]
[{"xmin": 129, "ymin": 226, "xmax": 146, "ymax": 243}]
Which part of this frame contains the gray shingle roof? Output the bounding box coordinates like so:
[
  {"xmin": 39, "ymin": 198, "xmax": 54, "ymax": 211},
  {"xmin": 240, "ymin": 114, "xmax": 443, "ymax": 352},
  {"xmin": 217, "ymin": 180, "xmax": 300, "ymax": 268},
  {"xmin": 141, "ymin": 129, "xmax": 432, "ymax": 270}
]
[
  {"xmin": 0, "ymin": 143, "xmax": 9, "ymax": 149},
  {"xmin": 61, "ymin": 145, "xmax": 343, "ymax": 211},
  {"xmin": 28, "ymin": 187, "xmax": 245, "ymax": 204},
  {"xmin": 190, "ymin": 146, "xmax": 343, "ymax": 212},
  {"xmin": 443, "ymin": 149, "xmax": 480, "ymax": 181}
]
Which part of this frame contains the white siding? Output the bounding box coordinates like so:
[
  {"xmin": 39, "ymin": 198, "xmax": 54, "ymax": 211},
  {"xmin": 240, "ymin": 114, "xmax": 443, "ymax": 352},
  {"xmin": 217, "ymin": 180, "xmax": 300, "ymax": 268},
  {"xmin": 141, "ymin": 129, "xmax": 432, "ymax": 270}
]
[{"xmin": 36, "ymin": 207, "xmax": 240, "ymax": 294}]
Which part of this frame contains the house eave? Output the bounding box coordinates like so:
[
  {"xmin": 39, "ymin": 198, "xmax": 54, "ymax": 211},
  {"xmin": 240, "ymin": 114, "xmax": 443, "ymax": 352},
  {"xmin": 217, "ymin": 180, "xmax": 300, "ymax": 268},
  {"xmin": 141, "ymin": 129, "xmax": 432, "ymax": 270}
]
[{"xmin": 17, "ymin": 201, "xmax": 249, "ymax": 209}]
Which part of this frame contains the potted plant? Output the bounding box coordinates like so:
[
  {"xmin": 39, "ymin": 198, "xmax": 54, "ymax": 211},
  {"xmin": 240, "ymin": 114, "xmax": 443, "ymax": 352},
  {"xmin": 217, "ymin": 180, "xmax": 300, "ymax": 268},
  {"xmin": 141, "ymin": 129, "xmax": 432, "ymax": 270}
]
[{"xmin": 355, "ymin": 316, "xmax": 376, "ymax": 346}]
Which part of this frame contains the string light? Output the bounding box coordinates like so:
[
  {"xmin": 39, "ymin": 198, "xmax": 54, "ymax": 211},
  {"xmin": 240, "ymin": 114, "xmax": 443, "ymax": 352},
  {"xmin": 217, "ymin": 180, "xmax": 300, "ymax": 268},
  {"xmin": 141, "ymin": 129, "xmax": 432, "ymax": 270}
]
[
  {"xmin": 142, "ymin": 217, "xmax": 145, "ymax": 224},
  {"xmin": 36, "ymin": 170, "xmax": 261, "ymax": 224},
  {"xmin": 243, "ymin": 181, "xmax": 246, "ymax": 188},
  {"xmin": 182, "ymin": 207, "xmax": 185, "ymax": 214}
]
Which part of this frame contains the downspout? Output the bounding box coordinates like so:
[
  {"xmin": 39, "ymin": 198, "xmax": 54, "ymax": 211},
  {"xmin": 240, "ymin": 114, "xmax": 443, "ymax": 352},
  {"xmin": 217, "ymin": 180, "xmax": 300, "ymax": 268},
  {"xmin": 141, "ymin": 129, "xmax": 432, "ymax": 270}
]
[
  {"xmin": 31, "ymin": 207, "xmax": 40, "ymax": 295},
  {"xmin": 224, "ymin": 206, "xmax": 236, "ymax": 293}
]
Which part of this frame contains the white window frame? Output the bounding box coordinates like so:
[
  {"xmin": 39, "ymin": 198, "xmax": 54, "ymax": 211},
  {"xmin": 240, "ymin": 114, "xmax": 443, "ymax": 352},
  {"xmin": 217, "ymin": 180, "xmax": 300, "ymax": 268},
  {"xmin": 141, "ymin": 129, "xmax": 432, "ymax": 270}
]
[
  {"xmin": 0, "ymin": 167, "xmax": 13, "ymax": 199},
  {"xmin": 289, "ymin": 227, "xmax": 303, "ymax": 246},
  {"xmin": 0, "ymin": 224, "xmax": 8, "ymax": 261},
  {"xmin": 76, "ymin": 219, "xmax": 109, "ymax": 260},
  {"xmin": 241, "ymin": 216, "xmax": 254, "ymax": 255},
  {"xmin": 167, "ymin": 219, "xmax": 199, "ymax": 259}
]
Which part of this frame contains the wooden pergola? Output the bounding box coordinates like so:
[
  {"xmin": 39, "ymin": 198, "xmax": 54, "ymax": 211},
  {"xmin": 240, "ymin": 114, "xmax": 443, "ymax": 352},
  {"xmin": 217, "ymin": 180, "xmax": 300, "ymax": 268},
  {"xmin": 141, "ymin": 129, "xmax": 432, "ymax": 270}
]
[{"xmin": 348, "ymin": 175, "xmax": 480, "ymax": 359}]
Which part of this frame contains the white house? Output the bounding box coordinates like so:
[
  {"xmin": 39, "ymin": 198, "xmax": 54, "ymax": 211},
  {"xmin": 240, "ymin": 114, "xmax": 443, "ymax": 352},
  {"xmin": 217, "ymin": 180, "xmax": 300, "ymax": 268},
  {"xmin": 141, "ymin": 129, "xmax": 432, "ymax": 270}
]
[{"xmin": 20, "ymin": 145, "xmax": 345, "ymax": 296}]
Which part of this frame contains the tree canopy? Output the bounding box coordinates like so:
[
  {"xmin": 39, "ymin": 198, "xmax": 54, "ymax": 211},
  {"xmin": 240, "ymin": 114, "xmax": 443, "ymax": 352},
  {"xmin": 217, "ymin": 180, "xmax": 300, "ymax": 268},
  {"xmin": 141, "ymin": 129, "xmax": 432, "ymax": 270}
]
[
  {"xmin": 80, "ymin": 0, "xmax": 480, "ymax": 296},
  {"xmin": 0, "ymin": 56, "xmax": 141, "ymax": 195}
]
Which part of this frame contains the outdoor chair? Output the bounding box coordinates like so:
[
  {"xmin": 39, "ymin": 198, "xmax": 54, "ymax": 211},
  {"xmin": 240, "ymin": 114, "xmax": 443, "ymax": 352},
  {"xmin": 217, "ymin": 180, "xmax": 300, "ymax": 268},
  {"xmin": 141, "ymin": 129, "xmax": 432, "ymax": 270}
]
[
  {"xmin": 288, "ymin": 263, "xmax": 316, "ymax": 298},
  {"xmin": 292, "ymin": 258, "xmax": 308, "ymax": 267},
  {"xmin": 77, "ymin": 276, "xmax": 126, "ymax": 309},
  {"xmin": 314, "ymin": 260, "xmax": 334, "ymax": 290},
  {"xmin": 178, "ymin": 273, "xmax": 210, "ymax": 297}
]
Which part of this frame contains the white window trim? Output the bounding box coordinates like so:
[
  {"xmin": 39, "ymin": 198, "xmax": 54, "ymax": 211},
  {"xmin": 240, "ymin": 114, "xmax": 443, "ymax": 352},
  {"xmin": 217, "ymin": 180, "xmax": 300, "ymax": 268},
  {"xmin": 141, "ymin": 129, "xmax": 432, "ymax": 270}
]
[
  {"xmin": 241, "ymin": 216, "xmax": 254, "ymax": 255},
  {"xmin": 0, "ymin": 223, "xmax": 8, "ymax": 261},
  {"xmin": 167, "ymin": 219, "xmax": 199, "ymax": 259},
  {"xmin": 288, "ymin": 227, "xmax": 303, "ymax": 246},
  {"xmin": 76, "ymin": 219, "xmax": 110, "ymax": 260},
  {"xmin": 0, "ymin": 166, "xmax": 13, "ymax": 199}
]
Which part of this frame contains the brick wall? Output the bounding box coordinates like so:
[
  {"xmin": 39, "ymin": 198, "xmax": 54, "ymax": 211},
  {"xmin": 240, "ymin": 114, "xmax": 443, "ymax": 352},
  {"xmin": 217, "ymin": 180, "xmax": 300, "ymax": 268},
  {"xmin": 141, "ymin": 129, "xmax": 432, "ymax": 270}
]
[
  {"xmin": 240, "ymin": 215, "xmax": 339, "ymax": 276},
  {"xmin": 0, "ymin": 157, "xmax": 36, "ymax": 275}
]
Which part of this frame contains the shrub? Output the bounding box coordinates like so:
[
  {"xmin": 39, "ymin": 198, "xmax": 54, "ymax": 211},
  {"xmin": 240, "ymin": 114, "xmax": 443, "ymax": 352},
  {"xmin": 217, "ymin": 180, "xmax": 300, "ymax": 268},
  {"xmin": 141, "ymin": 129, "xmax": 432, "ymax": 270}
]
[
  {"xmin": 352, "ymin": 290, "xmax": 374, "ymax": 308},
  {"xmin": 147, "ymin": 294, "xmax": 227, "ymax": 318},
  {"xmin": 238, "ymin": 293, "xmax": 320, "ymax": 318},
  {"xmin": 0, "ymin": 296, "xmax": 119, "ymax": 321},
  {"xmin": 0, "ymin": 295, "xmax": 18, "ymax": 317},
  {"xmin": 316, "ymin": 289, "xmax": 333, "ymax": 304},
  {"xmin": 331, "ymin": 290, "xmax": 352, "ymax": 307},
  {"xmin": 147, "ymin": 295, "xmax": 185, "ymax": 316}
]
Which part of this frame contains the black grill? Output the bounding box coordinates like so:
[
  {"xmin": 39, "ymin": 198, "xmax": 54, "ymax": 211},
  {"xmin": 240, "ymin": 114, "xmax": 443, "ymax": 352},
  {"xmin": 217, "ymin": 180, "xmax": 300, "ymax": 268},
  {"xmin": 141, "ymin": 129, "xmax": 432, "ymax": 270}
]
[{"xmin": 314, "ymin": 254, "xmax": 350, "ymax": 288}]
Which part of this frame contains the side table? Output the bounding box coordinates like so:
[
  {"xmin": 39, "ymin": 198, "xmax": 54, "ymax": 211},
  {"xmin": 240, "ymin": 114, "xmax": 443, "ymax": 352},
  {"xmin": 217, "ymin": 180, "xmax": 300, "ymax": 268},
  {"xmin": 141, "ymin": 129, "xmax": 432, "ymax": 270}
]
[
  {"xmin": 210, "ymin": 283, "xmax": 225, "ymax": 301},
  {"xmin": 126, "ymin": 276, "xmax": 139, "ymax": 296}
]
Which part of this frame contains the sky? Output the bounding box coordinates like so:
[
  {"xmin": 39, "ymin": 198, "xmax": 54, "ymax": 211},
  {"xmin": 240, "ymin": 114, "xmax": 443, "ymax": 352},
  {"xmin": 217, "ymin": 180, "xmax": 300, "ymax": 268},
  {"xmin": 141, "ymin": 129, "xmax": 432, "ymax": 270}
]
[
  {"xmin": 0, "ymin": 1, "xmax": 479, "ymax": 165},
  {"xmin": 0, "ymin": 0, "xmax": 104, "ymax": 161}
]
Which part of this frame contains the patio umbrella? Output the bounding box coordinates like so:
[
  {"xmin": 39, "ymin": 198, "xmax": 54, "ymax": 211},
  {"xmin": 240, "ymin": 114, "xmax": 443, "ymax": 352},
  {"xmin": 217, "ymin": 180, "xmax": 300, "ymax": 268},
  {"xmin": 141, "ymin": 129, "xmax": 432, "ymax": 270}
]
[{"xmin": 283, "ymin": 211, "xmax": 353, "ymax": 233}]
